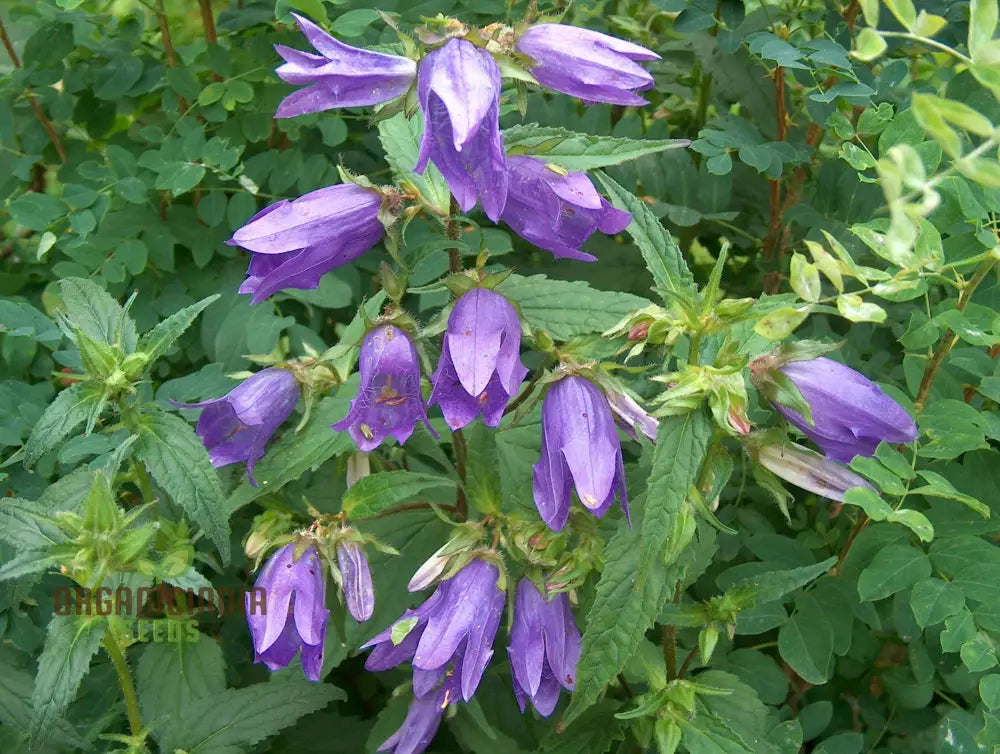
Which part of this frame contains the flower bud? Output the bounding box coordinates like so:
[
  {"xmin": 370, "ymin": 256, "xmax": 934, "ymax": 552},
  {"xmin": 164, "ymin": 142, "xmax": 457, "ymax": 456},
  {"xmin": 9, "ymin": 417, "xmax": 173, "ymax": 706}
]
[{"xmin": 756, "ymin": 440, "xmax": 872, "ymax": 502}]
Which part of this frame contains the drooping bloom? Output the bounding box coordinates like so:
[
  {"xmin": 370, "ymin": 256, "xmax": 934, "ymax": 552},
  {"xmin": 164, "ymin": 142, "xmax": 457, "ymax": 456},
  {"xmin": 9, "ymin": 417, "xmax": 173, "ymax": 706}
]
[
  {"xmin": 515, "ymin": 24, "xmax": 659, "ymax": 106},
  {"xmin": 428, "ymin": 288, "xmax": 527, "ymax": 430},
  {"xmin": 533, "ymin": 376, "xmax": 630, "ymax": 531},
  {"xmin": 230, "ymin": 183, "xmax": 383, "ymax": 304},
  {"xmin": 274, "ymin": 13, "xmax": 417, "ymax": 117},
  {"xmin": 774, "ymin": 357, "xmax": 918, "ymax": 463},
  {"xmin": 500, "ymin": 156, "xmax": 631, "ymax": 262},
  {"xmin": 246, "ymin": 543, "xmax": 329, "ymax": 681},
  {"xmin": 337, "ymin": 540, "xmax": 374, "ymax": 622},
  {"xmin": 508, "ymin": 580, "xmax": 581, "ymax": 717},
  {"xmin": 364, "ymin": 558, "xmax": 505, "ymax": 702},
  {"xmin": 757, "ymin": 440, "xmax": 873, "ymax": 502},
  {"xmin": 415, "ymin": 38, "xmax": 507, "ymax": 221},
  {"xmin": 606, "ymin": 389, "xmax": 658, "ymax": 443},
  {"xmin": 377, "ymin": 678, "xmax": 457, "ymax": 754},
  {"xmin": 332, "ymin": 324, "xmax": 437, "ymax": 451},
  {"xmin": 170, "ymin": 367, "xmax": 298, "ymax": 486}
]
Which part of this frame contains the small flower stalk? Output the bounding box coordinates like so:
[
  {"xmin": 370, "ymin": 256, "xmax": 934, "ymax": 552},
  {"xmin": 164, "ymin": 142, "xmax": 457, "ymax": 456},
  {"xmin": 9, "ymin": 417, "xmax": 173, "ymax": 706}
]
[
  {"xmin": 230, "ymin": 183, "xmax": 384, "ymax": 304},
  {"xmin": 336, "ymin": 540, "xmax": 374, "ymax": 622},
  {"xmin": 415, "ymin": 38, "xmax": 507, "ymax": 220},
  {"xmin": 760, "ymin": 356, "xmax": 918, "ymax": 463},
  {"xmin": 515, "ymin": 24, "xmax": 660, "ymax": 105},
  {"xmin": 500, "ymin": 156, "xmax": 631, "ymax": 261},
  {"xmin": 755, "ymin": 439, "xmax": 873, "ymax": 502},
  {"xmin": 246, "ymin": 542, "xmax": 329, "ymax": 681},
  {"xmin": 508, "ymin": 580, "xmax": 581, "ymax": 717},
  {"xmin": 171, "ymin": 367, "xmax": 299, "ymax": 486},
  {"xmin": 332, "ymin": 323, "xmax": 437, "ymax": 451},
  {"xmin": 428, "ymin": 288, "xmax": 527, "ymax": 430},
  {"xmin": 275, "ymin": 14, "xmax": 417, "ymax": 117},
  {"xmin": 533, "ymin": 375, "xmax": 630, "ymax": 531},
  {"xmin": 364, "ymin": 558, "xmax": 505, "ymax": 702}
]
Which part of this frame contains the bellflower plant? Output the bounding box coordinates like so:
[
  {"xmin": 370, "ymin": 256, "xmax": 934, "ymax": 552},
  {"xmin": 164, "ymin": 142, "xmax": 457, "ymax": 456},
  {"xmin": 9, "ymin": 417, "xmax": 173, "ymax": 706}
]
[
  {"xmin": 515, "ymin": 24, "xmax": 660, "ymax": 105},
  {"xmin": 428, "ymin": 288, "xmax": 528, "ymax": 430},
  {"xmin": 415, "ymin": 38, "xmax": 507, "ymax": 221},
  {"xmin": 246, "ymin": 543, "xmax": 329, "ymax": 681},
  {"xmin": 229, "ymin": 183, "xmax": 384, "ymax": 304},
  {"xmin": 770, "ymin": 357, "xmax": 918, "ymax": 463},
  {"xmin": 499, "ymin": 156, "xmax": 631, "ymax": 261},
  {"xmin": 170, "ymin": 367, "xmax": 299, "ymax": 486},
  {"xmin": 274, "ymin": 14, "xmax": 417, "ymax": 117},
  {"xmin": 363, "ymin": 558, "xmax": 504, "ymax": 702},
  {"xmin": 377, "ymin": 676, "xmax": 459, "ymax": 754},
  {"xmin": 332, "ymin": 323, "xmax": 437, "ymax": 451},
  {"xmin": 336, "ymin": 540, "xmax": 374, "ymax": 622},
  {"xmin": 508, "ymin": 580, "xmax": 581, "ymax": 717},
  {"xmin": 533, "ymin": 375, "xmax": 629, "ymax": 531}
]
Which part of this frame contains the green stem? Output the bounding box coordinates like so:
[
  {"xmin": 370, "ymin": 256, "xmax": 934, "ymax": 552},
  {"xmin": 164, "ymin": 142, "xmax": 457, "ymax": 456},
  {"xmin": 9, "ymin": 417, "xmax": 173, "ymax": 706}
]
[
  {"xmin": 104, "ymin": 632, "xmax": 142, "ymax": 738},
  {"xmin": 878, "ymin": 31, "xmax": 974, "ymax": 65},
  {"xmin": 132, "ymin": 460, "xmax": 155, "ymax": 503}
]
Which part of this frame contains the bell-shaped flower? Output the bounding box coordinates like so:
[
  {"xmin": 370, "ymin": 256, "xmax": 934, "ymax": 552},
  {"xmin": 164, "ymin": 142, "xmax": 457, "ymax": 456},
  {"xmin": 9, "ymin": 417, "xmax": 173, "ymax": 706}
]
[
  {"xmin": 533, "ymin": 375, "xmax": 629, "ymax": 531},
  {"xmin": 332, "ymin": 324, "xmax": 437, "ymax": 451},
  {"xmin": 246, "ymin": 543, "xmax": 329, "ymax": 681},
  {"xmin": 336, "ymin": 540, "xmax": 374, "ymax": 622},
  {"xmin": 230, "ymin": 183, "xmax": 384, "ymax": 304},
  {"xmin": 606, "ymin": 389, "xmax": 658, "ymax": 443},
  {"xmin": 757, "ymin": 440, "xmax": 873, "ymax": 502},
  {"xmin": 415, "ymin": 38, "xmax": 507, "ymax": 221},
  {"xmin": 515, "ymin": 24, "xmax": 659, "ymax": 106},
  {"xmin": 171, "ymin": 367, "xmax": 298, "ymax": 486},
  {"xmin": 500, "ymin": 156, "xmax": 631, "ymax": 261},
  {"xmin": 774, "ymin": 357, "xmax": 918, "ymax": 463},
  {"xmin": 377, "ymin": 676, "xmax": 458, "ymax": 754},
  {"xmin": 274, "ymin": 13, "xmax": 416, "ymax": 117},
  {"xmin": 508, "ymin": 580, "xmax": 581, "ymax": 717},
  {"xmin": 363, "ymin": 558, "xmax": 505, "ymax": 702},
  {"xmin": 428, "ymin": 288, "xmax": 527, "ymax": 430}
]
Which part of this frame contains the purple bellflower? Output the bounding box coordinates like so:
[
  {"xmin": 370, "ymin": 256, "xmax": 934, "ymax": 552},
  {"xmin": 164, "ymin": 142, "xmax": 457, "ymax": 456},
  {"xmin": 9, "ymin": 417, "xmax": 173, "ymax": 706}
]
[
  {"xmin": 229, "ymin": 183, "xmax": 383, "ymax": 304},
  {"xmin": 757, "ymin": 440, "xmax": 873, "ymax": 502},
  {"xmin": 509, "ymin": 580, "xmax": 581, "ymax": 717},
  {"xmin": 775, "ymin": 357, "xmax": 918, "ymax": 463},
  {"xmin": 246, "ymin": 543, "xmax": 329, "ymax": 681},
  {"xmin": 170, "ymin": 367, "xmax": 298, "ymax": 486},
  {"xmin": 415, "ymin": 38, "xmax": 507, "ymax": 221},
  {"xmin": 275, "ymin": 14, "xmax": 417, "ymax": 117},
  {"xmin": 337, "ymin": 540, "xmax": 374, "ymax": 622},
  {"xmin": 515, "ymin": 24, "xmax": 659, "ymax": 106},
  {"xmin": 428, "ymin": 288, "xmax": 528, "ymax": 430},
  {"xmin": 533, "ymin": 375, "xmax": 629, "ymax": 531},
  {"xmin": 377, "ymin": 678, "xmax": 458, "ymax": 754},
  {"xmin": 332, "ymin": 324, "xmax": 437, "ymax": 452},
  {"xmin": 364, "ymin": 558, "xmax": 505, "ymax": 703},
  {"xmin": 500, "ymin": 156, "xmax": 631, "ymax": 262},
  {"xmin": 607, "ymin": 389, "xmax": 659, "ymax": 443}
]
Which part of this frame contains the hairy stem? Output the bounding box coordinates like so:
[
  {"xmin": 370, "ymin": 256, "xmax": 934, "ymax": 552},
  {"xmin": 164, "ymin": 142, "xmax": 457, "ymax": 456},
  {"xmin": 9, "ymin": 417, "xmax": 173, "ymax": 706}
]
[{"xmin": 104, "ymin": 632, "xmax": 143, "ymax": 738}]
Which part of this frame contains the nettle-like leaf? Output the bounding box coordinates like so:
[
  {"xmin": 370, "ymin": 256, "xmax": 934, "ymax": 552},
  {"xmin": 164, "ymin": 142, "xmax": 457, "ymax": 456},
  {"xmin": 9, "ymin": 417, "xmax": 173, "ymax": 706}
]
[{"xmin": 503, "ymin": 123, "xmax": 689, "ymax": 171}]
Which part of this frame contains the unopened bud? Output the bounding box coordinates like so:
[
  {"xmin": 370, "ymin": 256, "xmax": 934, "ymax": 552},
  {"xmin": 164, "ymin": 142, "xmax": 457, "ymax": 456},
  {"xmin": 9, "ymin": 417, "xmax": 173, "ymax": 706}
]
[
  {"xmin": 346, "ymin": 452, "xmax": 370, "ymax": 489},
  {"xmin": 756, "ymin": 441, "xmax": 872, "ymax": 502},
  {"xmin": 627, "ymin": 321, "xmax": 650, "ymax": 341}
]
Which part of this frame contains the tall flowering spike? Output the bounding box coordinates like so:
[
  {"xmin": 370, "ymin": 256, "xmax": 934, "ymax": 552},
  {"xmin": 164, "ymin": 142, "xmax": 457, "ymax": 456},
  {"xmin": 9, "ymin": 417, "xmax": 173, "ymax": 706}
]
[
  {"xmin": 515, "ymin": 24, "xmax": 660, "ymax": 106},
  {"xmin": 533, "ymin": 375, "xmax": 629, "ymax": 531},
  {"xmin": 415, "ymin": 38, "xmax": 507, "ymax": 221},
  {"xmin": 757, "ymin": 441, "xmax": 873, "ymax": 502},
  {"xmin": 229, "ymin": 184, "xmax": 383, "ymax": 304},
  {"xmin": 500, "ymin": 156, "xmax": 631, "ymax": 262},
  {"xmin": 170, "ymin": 368, "xmax": 298, "ymax": 486},
  {"xmin": 363, "ymin": 558, "xmax": 505, "ymax": 702},
  {"xmin": 774, "ymin": 357, "xmax": 918, "ymax": 463},
  {"xmin": 332, "ymin": 324, "xmax": 437, "ymax": 451},
  {"xmin": 274, "ymin": 14, "xmax": 417, "ymax": 117},
  {"xmin": 428, "ymin": 288, "xmax": 528, "ymax": 430},
  {"xmin": 246, "ymin": 543, "xmax": 329, "ymax": 681},
  {"xmin": 377, "ymin": 677, "xmax": 457, "ymax": 754},
  {"xmin": 508, "ymin": 580, "xmax": 581, "ymax": 717},
  {"xmin": 336, "ymin": 540, "xmax": 374, "ymax": 622}
]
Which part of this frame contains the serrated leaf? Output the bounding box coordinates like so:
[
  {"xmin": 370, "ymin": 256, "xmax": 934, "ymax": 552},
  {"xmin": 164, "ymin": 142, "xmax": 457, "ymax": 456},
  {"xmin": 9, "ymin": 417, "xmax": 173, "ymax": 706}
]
[
  {"xmin": 503, "ymin": 123, "xmax": 689, "ymax": 170},
  {"xmin": 29, "ymin": 615, "xmax": 107, "ymax": 743},
  {"xmin": 139, "ymin": 294, "xmax": 221, "ymax": 363},
  {"xmin": 0, "ymin": 549, "xmax": 65, "ymax": 581},
  {"xmin": 23, "ymin": 384, "xmax": 107, "ymax": 466},
  {"xmin": 136, "ymin": 637, "xmax": 226, "ymax": 734},
  {"xmin": 594, "ymin": 171, "xmax": 697, "ymax": 305},
  {"xmin": 59, "ymin": 277, "xmax": 138, "ymax": 351},
  {"xmin": 0, "ymin": 499, "xmax": 68, "ymax": 549},
  {"xmin": 378, "ymin": 112, "xmax": 450, "ymax": 215},
  {"xmin": 136, "ymin": 410, "xmax": 231, "ymax": 564},
  {"xmin": 0, "ymin": 651, "xmax": 91, "ymax": 750},
  {"xmin": 0, "ymin": 300, "xmax": 62, "ymax": 343},
  {"xmin": 341, "ymin": 471, "xmax": 457, "ymax": 518},
  {"xmin": 725, "ymin": 558, "xmax": 836, "ymax": 610}
]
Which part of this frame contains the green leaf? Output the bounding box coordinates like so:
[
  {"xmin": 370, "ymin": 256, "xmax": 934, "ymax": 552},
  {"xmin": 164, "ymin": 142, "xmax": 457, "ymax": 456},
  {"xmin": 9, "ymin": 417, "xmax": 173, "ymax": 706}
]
[
  {"xmin": 852, "ymin": 28, "xmax": 887, "ymax": 62},
  {"xmin": 163, "ymin": 675, "xmax": 344, "ymax": 753},
  {"xmin": 841, "ymin": 486, "xmax": 893, "ymax": 520},
  {"xmin": 462, "ymin": 421, "xmax": 502, "ymax": 516},
  {"xmin": 136, "ymin": 637, "xmax": 226, "ymax": 734},
  {"xmin": 777, "ymin": 593, "xmax": 833, "ymax": 684},
  {"xmin": 910, "ymin": 577, "xmax": 965, "ymax": 628},
  {"xmin": 23, "ymin": 384, "xmax": 107, "ymax": 465},
  {"xmin": 0, "ymin": 549, "xmax": 65, "ymax": 581},
  {"xmin": 910, "ymin": 469, "xmax": 990, "ymax": 517},
  {"xmin": 378, "ymin": 112, "xmax": 450, "ymax": 215},
  {"xmin": 753, "ymin": 305, "xmax": 810, "ymax": 339},
  {"xmin": 498, "ymin": 274, "xmax": 650, "ymax": 341},
  {"xmin": 330, "ymin": 8, "xmax": 380, "ymax": 37},
  {"xmin": 136, "ymin": 410, "xmax": 231, "ymax": 563},
  {"xmin": 0, "ymin": 651, "xmax": 90, "ymax": 750},
  {"xmin": 874, "ymin": 441, "xmax": 916, "ymax": 480},
  {"xmin": 849, "ymin": 456, "xmax": 906, "ymax": 495},
  {"xmin": 836, "ymin": 294, "xmax": 886, "ymax": 323},
  {"xmin": 594, "ymin": 172, "xmax": 697, "ymax": 305},
  {"xmin": 969, "ymin": 0, "xmax": 999, "ymax": 60},
  {"xmin": 789, "ymin": 254, "xmax": 821, "ymax": 302},
  {"xmin": 725, "ymin": 559, "xmax": 837, "ymax": 610},
  {"xmin": 341, "ymin": 471, "xmax": 457, "ymax": 518},
  {"xmin": 29, "ymin": 615, "xmax": 107, "ymax": 743},
  {"xmin": 8, "ymin": 193, "xmax": 66, "ymax": 231},
  {"xmin": 138, "ymin": 294, "xmax": 221, "ymax": 363},
  {"xmin": 538, "ymin": 700, "xmax": 626, "ymax": 753},
  {"xmin": 60, "ymin": 277, "xmax": 138, "ymax": 351},
  {"xmin": 857, "ymin": 544, "xmax": 931, "ymax": 601},
  {"xmin": 0, "ymin": 499, "xmax": 66, "ymax": 549},
  {"xmin": 0, "ymin": 300, "xmax": 62, "ymax": 343},
  {"xmin": 503, "ymin": 123, "xmax": 689, "ymax": 171},
  {"xmin": 886, "ymin": 509, "xmax": 934, "ymax": 542}
]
